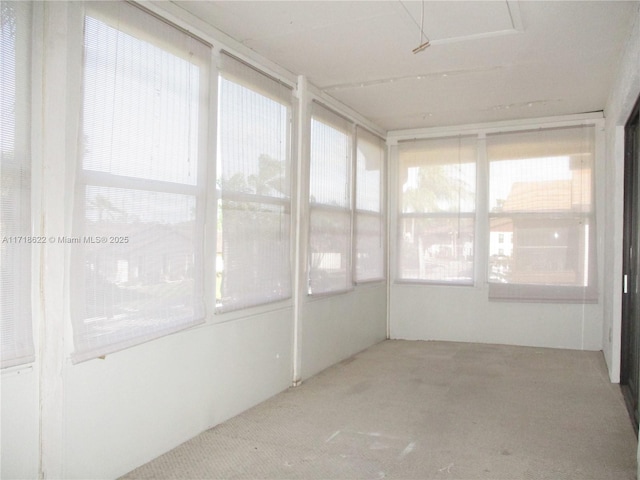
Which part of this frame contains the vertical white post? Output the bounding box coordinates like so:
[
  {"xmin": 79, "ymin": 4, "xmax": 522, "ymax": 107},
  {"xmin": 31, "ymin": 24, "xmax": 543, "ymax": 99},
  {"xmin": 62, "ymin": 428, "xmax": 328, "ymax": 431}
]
[
  {"xmin": 206, "ymin": 49, "xmax": 221, "ymax": 319},
  {"xmin": 475, "ymin": 133, "xmax": 489, "ymax": 289},
  {"xmin": 386, "ymin": 140, "xmax": 397, "ymax": 339},
  {"xmin": 292, "ymin": 75, "xmax": 310, "ymax": 386},
  {"xmin": 36, "ymin": 2, "xmax": 70, "ymax": 478}
]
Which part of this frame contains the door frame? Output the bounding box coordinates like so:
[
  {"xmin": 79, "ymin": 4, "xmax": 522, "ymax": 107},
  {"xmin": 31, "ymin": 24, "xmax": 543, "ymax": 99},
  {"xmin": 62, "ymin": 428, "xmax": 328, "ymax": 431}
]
[{"xmin": 621, "ymin": 93, "xmax": 640, "ymax": 434}]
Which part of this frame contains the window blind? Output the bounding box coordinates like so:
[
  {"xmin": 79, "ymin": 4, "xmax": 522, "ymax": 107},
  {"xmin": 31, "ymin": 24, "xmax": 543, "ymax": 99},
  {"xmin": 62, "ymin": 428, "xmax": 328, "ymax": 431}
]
[
  {"xmin": 216, "ymin": 52, "xmax": 293, "ymax": 312},
  {"xmin": 487, "ymin": 125, "xmax": 597, "ymax": 302},
  {"xmin": 397, "ymin": 136, "xmax": 477, "ymax": 284},
  {"xmin": 1, "ymin": 1, "xmax": 34, "ymax": 369},
  {"xmin": 355, "ymin": 127, "xmax": 386, "ymax": 283},
  {"xmin": 308, "ymin": 102, "xmax": 353, "ymax": 295},
  {"xmin": 70, "ymin": 2, "xmax": 209, "ymax": 362}
]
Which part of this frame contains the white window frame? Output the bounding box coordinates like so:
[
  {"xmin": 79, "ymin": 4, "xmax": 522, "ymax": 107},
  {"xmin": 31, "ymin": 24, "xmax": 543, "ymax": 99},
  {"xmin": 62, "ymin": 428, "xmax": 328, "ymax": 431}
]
[
  {"xmin": 215, "ymin": 51, "xmax": 294, "ymax": 313},
  {"xmin": 486, "ymin": 124, "xmax": 598, "ymax": 303},
  {"xmin": 307, "ymin": 102, "xmax": 387, "ymax": 296},
  {"xmin": 354, "ymin": 126, "xmax": 387, "ymax": 284},
  {"xmin": 307, "ymin": 101, "xmax": 355, "ymax": 296},
  {"xmin": 70, "ymin": 2, "xmax": 209, "ymax": 363},
  {"xmin": 389, "ymin": 115, "xmax": 602, "ymax": 304},
  {"xmin": 395, "ymin": 135, "xmax": 477, "ymax": 286}
]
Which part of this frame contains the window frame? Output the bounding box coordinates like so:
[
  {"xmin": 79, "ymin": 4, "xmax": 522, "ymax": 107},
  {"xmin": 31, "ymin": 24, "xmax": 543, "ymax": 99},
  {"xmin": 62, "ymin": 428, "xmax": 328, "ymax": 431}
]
[
  {"xmin": 389, "ymin": 118, "xmax": 601, "ymax": 304},
  {"xmin": 70, "ymin": 2, "xmax": 210, "ymax": 363},
  {"xmin": 395, "ymin": 135, "xmax": 478, "ymax": 286},
  {"xmin": 306, "ymin": 102, "xmax": 387, "ymax": 297},
  {"xmin": 307, "ymin": 101, "xmax": 355, "ymax": 296},
  {"xmin": 486, "ymin": 125, "xmax": 598, "ymax": 303},
  {"xmin": 354, "ymin": 126, "xmax": 387, "ymax": 284},
  {"xmin": 215, "ymin": 51, "xmax": 295, "ymax": 313}
]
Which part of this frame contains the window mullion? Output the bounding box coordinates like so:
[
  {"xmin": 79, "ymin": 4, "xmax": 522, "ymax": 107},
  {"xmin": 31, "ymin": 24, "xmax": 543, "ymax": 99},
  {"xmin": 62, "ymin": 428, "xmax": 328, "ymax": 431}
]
[{"xmin": 350, "ymin": 123, "xmax": 357, "ymax": 287}]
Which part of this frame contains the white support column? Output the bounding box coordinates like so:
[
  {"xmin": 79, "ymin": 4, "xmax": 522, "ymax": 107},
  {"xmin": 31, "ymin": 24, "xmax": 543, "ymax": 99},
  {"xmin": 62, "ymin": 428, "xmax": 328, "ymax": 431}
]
[
  {"xmin": 386, "ymin": 140, "xmax": 397, "ymax": 339},
  {"xmin": 35, "ymin": 2, "xmax": 82, "ymax": 478},
  {"xmin": 292, "ymin": 75, "xmax": 310, "ymax": 386},
  {"xmin": 205, "ymin": 48, "xmax": 221, "ymax": 320},
  {"xmin": 475, "ymin": 133, "xmax": 489, "ymax": 289}
]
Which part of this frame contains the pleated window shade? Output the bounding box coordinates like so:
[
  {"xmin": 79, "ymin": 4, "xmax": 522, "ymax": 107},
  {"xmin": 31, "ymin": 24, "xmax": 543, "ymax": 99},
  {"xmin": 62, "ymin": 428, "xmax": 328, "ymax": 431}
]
[
  {"xmin": 355, "ymin": 127, "xmax": 386, "ymax": 283},
  {"xmin": 70, "ymin": 2, "xmax": 209, "ymax": 363},
  {"xmin": 397, "ymin": 136, "xmax": 477, "ymax": 284},
  {"xmin": 487, "ymin": 125, "xmax": 597, "ymax": 302},
  {"xmin": 1, "ymin": 1, "xmax": 34, "ymax": 369},
  {"xmin": 308, "ymin": 102, "xmax": 353, "ymax": 295},
  {"xmin": 216, "ymin": 52, "xmax": 293, "ymax": 312}
]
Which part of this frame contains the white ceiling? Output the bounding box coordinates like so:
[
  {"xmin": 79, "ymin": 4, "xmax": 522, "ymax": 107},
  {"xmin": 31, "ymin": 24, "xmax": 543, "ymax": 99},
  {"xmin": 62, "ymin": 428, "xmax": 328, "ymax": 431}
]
[{"xmin": 174, "ymin": 1, "xmax": 638, "ymax": 132}]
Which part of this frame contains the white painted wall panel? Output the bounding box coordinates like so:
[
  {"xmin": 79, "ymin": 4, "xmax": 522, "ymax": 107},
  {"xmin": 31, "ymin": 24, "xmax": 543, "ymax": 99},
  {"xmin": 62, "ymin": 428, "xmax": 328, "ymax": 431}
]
[
  {"xmin": 391, "ymin": 284, "xmax": 602, "ymax": 351},
  {"xmin": 602, "ymin": 3, "xmax": 640, "ymax": 382},
  {"xmin": 300, "ymin": 284, "xmax": 387, "ymax": 380},
  {"xmin": 63, "ymin": 308, "xmax": 293, "ymax": 479},
  {"xmin": 1, "ymin": 369, "xmax": 40, "ymax": 479}
]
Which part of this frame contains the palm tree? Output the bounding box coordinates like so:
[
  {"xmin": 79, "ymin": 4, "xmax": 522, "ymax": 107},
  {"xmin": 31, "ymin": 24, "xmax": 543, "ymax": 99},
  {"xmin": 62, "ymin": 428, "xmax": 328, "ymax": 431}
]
[
  {"xmin": 402, "ymin": 164, "xmax": 474, "ymax": 214},
  {"xmin": 88, "ymin": 194, "xmax": 126, "ymax": 222}
]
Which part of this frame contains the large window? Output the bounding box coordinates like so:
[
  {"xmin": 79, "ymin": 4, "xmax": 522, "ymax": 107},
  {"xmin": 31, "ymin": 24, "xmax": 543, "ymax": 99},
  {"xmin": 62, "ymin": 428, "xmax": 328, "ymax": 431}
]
[
  {"xmin": 487, "ymin": 125, "xmax": 597, "ymax": 302},
  {"xmin": 355, "ymin": 127, "xmax": 386, "ymax": 283},
  {"xmin": 1, "ymin": 1, "xmax": 33, "ymax": 369},
  {"xmin": 397, "ymin": 136, "xmax": 476, "ymax": 284},
  {"xmin": 70, "ymin": 2, "xmax": 209, "ymax": 362},
  {"xmin": 308, "ymin": 103, "xmax": 353, "ymax": 295},
  {"xmin": 216, "ymin": 52, "xmax": 293, "ymax": 312}
]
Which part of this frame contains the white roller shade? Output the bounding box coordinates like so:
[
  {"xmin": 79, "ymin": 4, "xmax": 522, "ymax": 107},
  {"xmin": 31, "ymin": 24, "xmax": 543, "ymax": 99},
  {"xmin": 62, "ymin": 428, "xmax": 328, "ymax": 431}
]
[
  {"xmin": 355, "ymin": 127, "xmax": 386, "ymax": 283},
  {"xmin": 487, "ymin": 125, "xmax": 597, "ymax": 302},
  {"xmin": 70, "ymin": 2, "xmax": 209, "ymax": 362},
  {"xmin": 1, "ymin": 1, "xmax": 34, "ymax": 369},
  {"xmin": 397, "ymin": 135, "xmax": 477, "ymax": 284},
  {"xmin": 308, "ymin": 102, "xmax": 353, "ymax": 295},
  {"xmin": 216, "ymin": 52, "xmax": 293, "ymax": 312}
]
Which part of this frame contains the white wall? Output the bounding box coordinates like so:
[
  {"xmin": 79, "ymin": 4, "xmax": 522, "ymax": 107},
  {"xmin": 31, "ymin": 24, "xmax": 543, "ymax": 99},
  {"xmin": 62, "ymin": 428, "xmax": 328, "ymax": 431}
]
[
  {"xmin": 391, "ymin": 284, "xmax": 602, "ymax": 350},
  {"xmin": 0, "ymin": 367, "xmax": 40, "ymax": 480},
  {"xmin": 63, "ymin": 309, "xmax": 294, "ymax": 479},
  {"xmin": 300, "ymin": 285, "xmax": 388, "ymax": 380},
  {"xmin": 602, "ymin": 3, "xmax": 640, "ymax": 382},
  {"xmin": 0, "ymin": 3, "xmax": 388, "ymax": 479}
]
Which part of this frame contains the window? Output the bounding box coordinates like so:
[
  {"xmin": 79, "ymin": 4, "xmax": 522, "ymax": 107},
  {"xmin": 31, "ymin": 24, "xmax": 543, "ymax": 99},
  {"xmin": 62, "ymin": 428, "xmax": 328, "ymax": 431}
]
[
  {"xmin": 487, "ymin": 125, "xmax": 597, "ymax": 302},
  {"xmin": 308, "ymin": 102, "xmax": 353, "ymax": 295},
  {"xmin": 397, "ymin": 136, "xmax": 476, "ymax": 284},
  {"xmin": 70, "ymin": 2, "xmax": 209, "ymax": 362},
  {"xmin": 355, "ymin": 127, "xmax": 386, "ymax": 282},
  {"xmin": 1, "ymin": 1, "xmax": 33, "ymax": 369},
  {"xmin": 216, "ymin": 52, "xmax": 293, "ymax": 312}
]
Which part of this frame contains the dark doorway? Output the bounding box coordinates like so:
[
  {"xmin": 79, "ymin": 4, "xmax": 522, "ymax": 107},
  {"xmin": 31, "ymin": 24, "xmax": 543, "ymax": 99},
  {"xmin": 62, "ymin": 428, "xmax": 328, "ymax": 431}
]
[{"xmin": 622, "ymin": 94, "xmax": 640, "ymax": 435}]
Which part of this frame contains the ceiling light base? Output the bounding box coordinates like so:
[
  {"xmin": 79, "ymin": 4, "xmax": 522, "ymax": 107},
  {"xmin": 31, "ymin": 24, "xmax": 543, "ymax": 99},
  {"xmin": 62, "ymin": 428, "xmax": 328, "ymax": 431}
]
[{"xmin": 412, "ymin": 41, "xmax": 431, "ymax": 54}]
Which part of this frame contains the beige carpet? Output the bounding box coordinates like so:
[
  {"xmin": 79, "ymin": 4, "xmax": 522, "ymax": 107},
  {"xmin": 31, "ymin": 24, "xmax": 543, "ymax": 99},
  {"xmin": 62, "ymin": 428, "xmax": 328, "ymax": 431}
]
[{"xmin": 122, "ymin": 340, "xmax": 637, "ymax": 479}]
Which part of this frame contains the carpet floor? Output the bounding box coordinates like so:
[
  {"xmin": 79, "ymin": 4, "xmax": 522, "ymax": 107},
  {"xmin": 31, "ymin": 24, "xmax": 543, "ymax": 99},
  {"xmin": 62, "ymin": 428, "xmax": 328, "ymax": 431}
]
[{"xmin": 121, "ymin": 340, "xmax": 637, "ymax": 479}]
